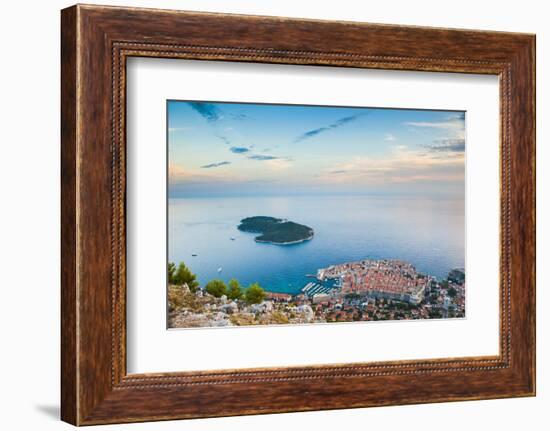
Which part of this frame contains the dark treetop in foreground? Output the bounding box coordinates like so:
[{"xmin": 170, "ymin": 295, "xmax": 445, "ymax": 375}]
[{"xmin": 237, "ymin": 216, "xmax": 314, "ymax": 245}]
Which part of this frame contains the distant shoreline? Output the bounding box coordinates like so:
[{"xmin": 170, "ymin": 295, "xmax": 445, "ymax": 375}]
[{"xmin": 255, "ymin": 232, "xmax": 314, "ymax": 245}]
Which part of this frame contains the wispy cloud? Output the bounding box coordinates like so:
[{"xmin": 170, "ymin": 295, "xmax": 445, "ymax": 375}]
[
  {"xmin": 426, "ymin": 138, "xmax": 465, "ymax": 152},
  {"xmin": 231, "ymin": 113, "xmax": 250, "ymax": 121},
  {"xmin": 248, "ymin": 154, "xmax": 282, "ymax": 161},
  {"xmin": 200, "ymin": 161, "xmax": 231, "ymax": 169},
  {"xmin": 169, "ymin": 162, "xmax": 252, "ymax": 196},
  {"xmin": 188, "ymin": 102, "xmax": 250, "ymax": 123},
  {"xmin": 186, "ymin": 103, "xmax": 250, "ymax": 146},
  {"xmin": 321, "ymin": 145, "xmax": 464, "ymax": 186},
  {"xmin": 230, "ymin": 146, "xmax": 250, "ymax": 154},
  {"xmin": 405, "ymin": 113, "xmax": 464, "ymax": 132},
  {"xmin": 294, "ymin": 113, "xmax": 367, "ymax": 143},
  {"xmin": 404, "ymin": 113, "xmax": 465, "ymax": 131},
  {"xmin": 405, "ymin": 114, "xmax": 465, "ymax": 154},
  {"xmin": 384, "ymin": 133, "xmax": 396, "ymax": 141},
  {"xmin": 246, "ymin": 154, "xmax": 293, "ymax": 171},
  {"xmin": 405, "ymin": 121, "xmax": 458, "ymax": 129},
  {"xmin": 216, "ymin": 134, "xmax": 231, "ymax": 145},
  {"xmin": 188, "ymin": 102, "xmax": 222, "ymax": 123},
  {"xmin": 265, "ymin": 158, "xmax": 292, "ymax": 171}
]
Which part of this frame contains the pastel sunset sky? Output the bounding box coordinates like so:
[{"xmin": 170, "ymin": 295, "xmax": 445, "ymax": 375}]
[{"xmin": 168, "ymin": 100, "xmax": 465, "ymax": 198}]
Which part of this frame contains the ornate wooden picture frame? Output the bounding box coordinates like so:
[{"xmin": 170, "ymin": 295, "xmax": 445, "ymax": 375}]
[{"xmin": 61, "ymin": 4, "xmax": 535, "ymax": 425}]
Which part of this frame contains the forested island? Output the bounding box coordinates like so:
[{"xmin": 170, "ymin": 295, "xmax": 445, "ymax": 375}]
[{"xmin": 238, "ymin": 216, "xmax": 314, "ymax": 245}]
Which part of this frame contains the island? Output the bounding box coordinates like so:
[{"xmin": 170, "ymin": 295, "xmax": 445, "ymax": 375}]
[{"xmin": 237, "ymin": 216, "xmax": 314, "ymax": 245}]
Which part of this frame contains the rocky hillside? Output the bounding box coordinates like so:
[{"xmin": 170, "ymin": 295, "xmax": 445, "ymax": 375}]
[{"xmin": 168, "ymin": 284, "xmax": 316, "ymax": 328}]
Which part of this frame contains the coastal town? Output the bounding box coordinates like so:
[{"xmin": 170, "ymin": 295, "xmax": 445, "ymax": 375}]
[{"xmin": 168, "ymin": 259, "xmax": 465, "ymax": 328}]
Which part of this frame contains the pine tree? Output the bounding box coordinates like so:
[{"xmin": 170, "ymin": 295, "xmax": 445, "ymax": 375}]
[{"xmin": 173, "ymin": 262, "xmax": 199, "ymax": 292}]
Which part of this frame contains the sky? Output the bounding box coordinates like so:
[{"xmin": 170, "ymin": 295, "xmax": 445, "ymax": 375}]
[{"xmin": 168, "ymin": 100, "xmax": 465, "ymax": 198}]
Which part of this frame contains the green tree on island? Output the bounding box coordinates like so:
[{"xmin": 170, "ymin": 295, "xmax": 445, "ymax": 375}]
[
  {"xmin": 170, "ymin": 261, "xmax": 199, "ymax": 292},
  {"xmin": 205, "ymin": 279, "xmax": 227, "ymax": 298},
  {"xmin": 448, "ymin": 287, "xmax": 457, "ymax": 298},
  {"xmin": 244, "ymin": 283, "xmax": 266, "ymax": 305},
  {"xmin": 167, "ymin": 262, "xmax": 176, "ymax": 283},
  {"xmin": 227, "ymin": 278, "xmax": 243, "ymax": 300}
]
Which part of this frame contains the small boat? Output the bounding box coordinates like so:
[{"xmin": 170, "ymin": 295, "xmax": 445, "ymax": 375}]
[
  {"xmin": 191, "ymin": 253, "xmax": 197, "ymax": 257},
  {"xmin": 230, "ymin": 237, "xmax": 236, "ymax": 241},
  {"xmin": 217, "ymin": 267, "xmax": 222, "ymax": 273}
]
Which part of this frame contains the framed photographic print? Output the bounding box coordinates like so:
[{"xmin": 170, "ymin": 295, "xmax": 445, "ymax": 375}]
[{"xmin": 61, "ymin": 4, "xmax": 536, "ymax": 425}]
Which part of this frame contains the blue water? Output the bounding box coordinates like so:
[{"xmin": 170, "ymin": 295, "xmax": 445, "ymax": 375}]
[{"xmin": 168, "ymin": 195, "xmax": 464, "ymax": 294}]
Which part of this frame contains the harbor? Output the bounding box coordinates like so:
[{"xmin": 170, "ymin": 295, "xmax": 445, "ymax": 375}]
[{"xmin": 301, "ymin": 281, "xmax": 338, "ymax": 297}]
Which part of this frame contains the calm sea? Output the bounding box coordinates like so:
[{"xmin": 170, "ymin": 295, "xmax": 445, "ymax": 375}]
[{"xmin": 168, "ymin": 195, "xmax": 465, "ymax": 294}]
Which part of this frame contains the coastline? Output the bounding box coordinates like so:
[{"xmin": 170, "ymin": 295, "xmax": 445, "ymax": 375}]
[
  {"xmin": 168, "ymin": 262, "xmax": 466, "ymax": 329},
  {"xmin": 254, "ymin": 232, "xmax": 314, "ymax": 245}
]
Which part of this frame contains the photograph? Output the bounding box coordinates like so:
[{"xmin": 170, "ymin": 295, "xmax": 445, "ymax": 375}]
[{"xmin": 167, "ymin": 100, "xmax": 466, "ymax": 328}]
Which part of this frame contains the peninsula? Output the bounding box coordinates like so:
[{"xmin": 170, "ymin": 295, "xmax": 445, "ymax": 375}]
[{"xmin": 238, "ymin": 216, "xmax": 314, "ymax": 245}]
